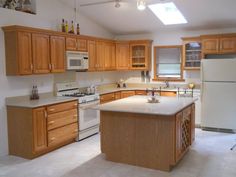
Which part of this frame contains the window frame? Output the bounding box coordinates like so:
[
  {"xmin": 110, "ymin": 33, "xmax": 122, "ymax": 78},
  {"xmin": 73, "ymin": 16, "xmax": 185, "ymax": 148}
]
[{"xmin": 153, "ymin": 45, "xmax": 185, "ymax": 82}]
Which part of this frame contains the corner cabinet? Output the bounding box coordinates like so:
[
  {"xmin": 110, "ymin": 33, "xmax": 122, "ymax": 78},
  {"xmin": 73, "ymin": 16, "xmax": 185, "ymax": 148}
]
[
  {"xmin": 7, "ymin": 100, "xmax": 78, "ymax": 159},
  {"xmin": 2, "ymin": 26, "xmax": 66, "ymax": 76},
  {"xmin": 130, "ymin": 40, "xmax": 152, "ymax": 70},
  {"xmin": 182, "ymin": 37, "xmax": 202, "ymax": 70}
]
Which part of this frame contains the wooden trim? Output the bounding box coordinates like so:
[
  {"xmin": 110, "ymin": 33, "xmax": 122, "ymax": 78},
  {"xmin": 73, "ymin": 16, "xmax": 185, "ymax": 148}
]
[
  {"xmin": 153, "ymin": 45, "xmax": 184, "ymax": 81},
  {"xmin": 152, "ymin": 78, "xmax": 185, "ymax": 82}
]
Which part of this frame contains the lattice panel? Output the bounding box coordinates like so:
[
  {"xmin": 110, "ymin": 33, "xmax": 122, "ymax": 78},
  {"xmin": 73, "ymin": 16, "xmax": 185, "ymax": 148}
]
[{"xmin": 181, "ymin": 117, "xmax": 190, "ymax": 152}]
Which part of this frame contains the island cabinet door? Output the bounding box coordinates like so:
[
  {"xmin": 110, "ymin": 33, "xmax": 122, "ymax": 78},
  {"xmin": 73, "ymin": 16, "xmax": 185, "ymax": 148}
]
[
  {"xmin": 175, "ymin": 112, "xmax": 183, "ymax": 162},
  {"xmin": 32, "ymin": 107, "xmax": 47, "ymax": 154}
]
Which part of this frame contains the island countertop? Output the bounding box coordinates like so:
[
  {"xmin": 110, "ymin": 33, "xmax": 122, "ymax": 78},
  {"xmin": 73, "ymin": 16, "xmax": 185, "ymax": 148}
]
[{"xmin": 98, "ymin": 95, "xmax": 197, "ymax": 116}]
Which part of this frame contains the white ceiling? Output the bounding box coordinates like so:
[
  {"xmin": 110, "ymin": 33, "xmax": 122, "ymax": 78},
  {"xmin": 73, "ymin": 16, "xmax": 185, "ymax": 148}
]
[{"xmin": 58, "ymin": 0, "xmax": 236, "ymax": 35}]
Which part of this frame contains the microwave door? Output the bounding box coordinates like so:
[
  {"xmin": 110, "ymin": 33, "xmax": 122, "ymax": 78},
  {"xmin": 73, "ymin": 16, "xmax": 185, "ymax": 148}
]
[{"xmin": 67, "ymin": 57, "xmax": 83, "ymax": 70}]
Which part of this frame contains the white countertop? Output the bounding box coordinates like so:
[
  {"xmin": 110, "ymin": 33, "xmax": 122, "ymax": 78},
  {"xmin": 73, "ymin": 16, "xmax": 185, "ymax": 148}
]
[
  {"xmin": 97, "ymin": 96, "xmax": 197, "ymax": 116},
  {"xmin": 6, "ymin": 93, "xmax": 78, "ymax": 108}
]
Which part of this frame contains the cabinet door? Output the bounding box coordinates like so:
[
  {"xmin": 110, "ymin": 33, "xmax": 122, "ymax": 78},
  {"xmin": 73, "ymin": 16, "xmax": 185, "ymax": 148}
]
[
  {"xmin": 32, "ymin": 107, "xmax": 47, "ymax": 153},
  {"xmin": 77, "ymin": 38, "xmax": 87, "ymax": 51},
  {"xmin": 96, "ymin": 41, "xmax": 105, "ymax": 70},
  {"xmin": 161, "ymin": 91, "xmax": 177, "ymax": 97},
  {"xmin": 121, "ymin": 91, "xmax": 135, "ymax": 98},
  {"xmin": 220, "ymin": 37, "xmax": 236, "ymax": 53},
  {"xmin": 175, "ymin": 112, "xmax": 182, "ymax": 162},
  {"xmin": 202, "ymin": 38, "xmax": 219, "ymax": 54},
  {"xmin": 32, "ymin": 34, "xmax": 50, "ymax": 74},
  {"xmin": 104, "ymin": 42, "xmax": 116, "ymax": 70},
  {"xmin": 88, "ymin": 40, "xmax": 97, "ymax": 71},
  {"xmin": 100, "ymin": 93, "xmax": 115, "ymax": 104},
  {"xmin": 50, "ymin": 36, "xmax": 65, "ymax": 73},
  {"xmin": 17, "ymin": 32, "xmax": 33, "ymax": 75},
  {"xmin": 66, "ymin": 37, "xmax": 77, "ymax": 51},
  {"xmin": 116, "ymin": 42, "xmax": 130, "ymax": 70}
]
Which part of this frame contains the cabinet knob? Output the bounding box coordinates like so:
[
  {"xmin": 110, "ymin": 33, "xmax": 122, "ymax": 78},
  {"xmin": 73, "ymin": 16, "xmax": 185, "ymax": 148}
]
[
  {"xmin": 74, "ymin": 103, "xmax": 78, "ymax": 106},
  {"xmin": 49, "ymin": 108, "xmax": 55, "ymax": 112},
  {"xmin": 50, "ymin": 137, "xmax": 56, "ymax": 141},
  {"xmin": 73, "ymin": 129, "xmax": 78, "ymax": 133}
]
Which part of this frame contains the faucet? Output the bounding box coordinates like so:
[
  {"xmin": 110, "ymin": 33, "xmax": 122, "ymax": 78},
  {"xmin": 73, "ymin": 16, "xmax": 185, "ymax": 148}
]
[{"xmin": 164, "ymin": 80, "xmax": 170, "ymax": 89}]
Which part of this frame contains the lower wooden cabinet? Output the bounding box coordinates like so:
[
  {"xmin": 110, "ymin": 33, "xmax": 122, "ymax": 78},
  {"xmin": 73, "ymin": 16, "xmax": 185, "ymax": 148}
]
[
  {"xmin": 135, "ymin": 90, "xmax": 147, "ymax": 95},
  {"xmin": 160, "ymin": 91, "xmax": 177, "ymax": 97},
  {"xmin": 175, "ymin": 105, "xmax": 195, "ymax": 162},
  {"xmin": 100, "ymin": 93, "xmax": 115, "ymax": 104},
  {"xmin": 7, "ymin": 100, "xmax": 78, "ymax": 159},
  {"xmin": 121, "ymin": 91, "xmax": 136, "ymax": 98}
]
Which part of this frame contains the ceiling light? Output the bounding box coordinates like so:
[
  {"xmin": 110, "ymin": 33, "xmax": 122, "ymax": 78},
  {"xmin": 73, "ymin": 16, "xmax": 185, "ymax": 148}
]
[
  {"xmin": 115, "ymin": 0, "xmax": 121, "ymax": 8},
  {"xmin": 148, "ymin": 2, "xmax": 187, "ymax": 25},
  {"xmin": 137, "ymin": 0, "xmax": 146, "ymax": 11}
]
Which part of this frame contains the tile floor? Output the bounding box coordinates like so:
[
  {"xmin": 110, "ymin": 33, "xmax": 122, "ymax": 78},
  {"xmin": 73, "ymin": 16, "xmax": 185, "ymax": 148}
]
[{"xmin": 0, "ymin": 129, "xmax": 236, "ymax": 177}]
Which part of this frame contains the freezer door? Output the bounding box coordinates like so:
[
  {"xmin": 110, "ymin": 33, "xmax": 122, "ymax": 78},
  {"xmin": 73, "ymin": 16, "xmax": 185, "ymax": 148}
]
[
  {"xmin": 201, "ymin": 82, "xmax": 236, "ymax": 129},
  {"xmin": 201, "ymin": 59, "xmax": 236, "ymax": 82}
]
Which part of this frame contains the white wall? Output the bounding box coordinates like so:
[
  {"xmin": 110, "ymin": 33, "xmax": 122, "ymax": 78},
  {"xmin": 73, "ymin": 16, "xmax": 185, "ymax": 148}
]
[
  {"xmin": 0, "ymin": 0, "xmax": 113, "ymax": 156},
  {"xmin": 116, "ymin": 28, "xmax": 236, "ymax": 84}
]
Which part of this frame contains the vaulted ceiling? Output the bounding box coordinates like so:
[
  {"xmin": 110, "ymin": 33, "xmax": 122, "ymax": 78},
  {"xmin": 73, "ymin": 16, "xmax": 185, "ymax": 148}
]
[{"xmin": 58, "ymin": 0, "xmax": 236, "ymax": 35}]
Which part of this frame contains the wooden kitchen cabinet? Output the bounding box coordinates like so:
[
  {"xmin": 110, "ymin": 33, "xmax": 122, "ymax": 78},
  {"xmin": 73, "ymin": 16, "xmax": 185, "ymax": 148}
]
[
  {"xmin": 104, "ymin": 42, "xmax": 116, "ymax": 70},
  {"xmin": 121, "ymin": 91, "xmax": 136, "ymax": 98},
  {"xmin": 135, "ymin": 90, "xmax": 147, "ymax": 95},
  {"xmin": 16, "ymin": 32, "xmax": 33, "ymax": 75},
  {"xmin": 88, "ymin": 40, "xmax": 97, "ymax": 71},
  {"xmin": 116, "ymin": 41, "xmax": 130, "ymax": 70},
  {"xmin": 130, "ymin": 40, "xmax": 152, "ymax": 70},
  {"xmin": 50, "ymin": 36, "xmax": 66, "ymax": 73},
  {"xmin": 32, "ymin": 33, "xmax": 51, "ymax": 74},
  {"xmin": 32, "ymin": 107, "xmax": 47, "ymax": 153},
  {"xmin": 7, "ymin": 100, "xmax": 78, "ymax": 159},
  {"xmin": 66, "ymin": 37, "xmax": 87, "ymax": 51},
  {"xmin": 160, "ymin": 91, "xmax": 177, "ymax": 97},
  {"xmin": 100, "ymin": 93, "xmax": 115, "ymax": 104},
  {"xmin": 96, "ymin": 41, "xmax": 105, "ymax": 70},
  {"xmin": 201, "ymin": 34, "xmax": 236, "ymax": 55},
  {"xmin": 114, "ymin": 91, "xmax": 121, "ymax": 100},
  {"xmin": 182, "ymin": 37, "xmax": 202, "ymax": 70}
]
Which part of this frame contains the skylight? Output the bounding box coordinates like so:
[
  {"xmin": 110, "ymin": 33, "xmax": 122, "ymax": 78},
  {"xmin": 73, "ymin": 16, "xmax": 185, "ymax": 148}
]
[{"xmin": 148, "ymin": 2, "xmax": 187, "ymax": 25}]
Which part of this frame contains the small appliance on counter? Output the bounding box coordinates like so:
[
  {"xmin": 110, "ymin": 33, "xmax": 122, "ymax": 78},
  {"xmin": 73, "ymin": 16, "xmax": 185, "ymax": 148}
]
[{"xmin": 117, "ymin": 79, "xmax": 126, "ymax": 88}]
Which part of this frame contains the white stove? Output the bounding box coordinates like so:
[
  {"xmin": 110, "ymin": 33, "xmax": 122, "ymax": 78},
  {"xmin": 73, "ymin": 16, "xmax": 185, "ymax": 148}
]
[{"xmin": 56, "ymin": 82, "xmax": 100, "ymax": 141}]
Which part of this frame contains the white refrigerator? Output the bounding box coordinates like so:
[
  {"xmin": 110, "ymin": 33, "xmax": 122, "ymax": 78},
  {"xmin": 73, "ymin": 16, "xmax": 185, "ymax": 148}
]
[{"xmin": 201, "ymin": 59, "xmax": 236, "ymax": 130}]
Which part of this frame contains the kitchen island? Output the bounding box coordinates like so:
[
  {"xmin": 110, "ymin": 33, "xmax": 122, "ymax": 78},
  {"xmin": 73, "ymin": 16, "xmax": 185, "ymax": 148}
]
[{"xmin": 98, "ymin": 96, "xmax": 196, "ymax": 171}]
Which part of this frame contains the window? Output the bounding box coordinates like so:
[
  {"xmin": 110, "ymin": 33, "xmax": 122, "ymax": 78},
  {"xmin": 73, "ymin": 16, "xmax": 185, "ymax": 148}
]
[{"xmin": 153, "ymin": 45, "xmax": 184, "ymax": 81}]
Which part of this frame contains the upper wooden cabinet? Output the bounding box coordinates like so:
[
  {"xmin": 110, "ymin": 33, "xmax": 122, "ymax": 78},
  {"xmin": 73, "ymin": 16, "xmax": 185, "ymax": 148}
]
[
  {"xmin": 116, "ymin": 41, "xmax": 130, "ymax": 70},
  {"xmin": 130, "ymin": 40, "xmax": 152, "ymax": 70},
  {"xmin": 2, "ymin": 26, "xmax": 66, "ymax": 76},
  {"xmin": 32, "ymin": 33, "xmax": 51, "ymax": 74},
  {"xmin": 201, "ymin": 34, "xmax": 236, "ymax": 55},
  {"xmin": 182, "ymin": 37, "xmax": 202, "ymax": 70},
  {"xmin": 66, "ymin": 37, "xmax": 87, "ymax": 51},
  {"xmin": 88, "ymin": 40, "xmax": 97, "ymax": 71},
  {"xmin": 104, "ymin": 41, "xmax": 116, "ymax": 70},
  {"xmin": 50, "ymin": 36, "xmax": 66, "ymax": 73}
]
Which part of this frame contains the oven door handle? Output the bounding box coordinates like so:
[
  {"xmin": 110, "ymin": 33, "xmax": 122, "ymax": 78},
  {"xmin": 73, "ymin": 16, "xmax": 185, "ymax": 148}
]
[{"xmin": 79, "ymin": 101, "xmax": 100, "ymax": 110}]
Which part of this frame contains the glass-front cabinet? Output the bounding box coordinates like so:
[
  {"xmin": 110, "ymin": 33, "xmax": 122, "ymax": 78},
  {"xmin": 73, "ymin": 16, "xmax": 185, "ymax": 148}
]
[
  {"xmin": 130, "ymin": 40, "xmax": 152, "ymax": 70},
  {"xmin": 182, "ymin": 37, "xmax": 202, "ymax": 70}
]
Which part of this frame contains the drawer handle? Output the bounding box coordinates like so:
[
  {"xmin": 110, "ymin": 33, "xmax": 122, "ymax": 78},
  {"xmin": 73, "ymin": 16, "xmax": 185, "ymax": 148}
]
[
  {"xmin": 49, "ymin": 108, "xmax": 55, "ymax": 111},
  {"xmin": 50, "ymin": 137, "xmax": 56, "ymax": 141},
  {"xmin": 48, "ymin": 121, "xmax": 55, "ymax": 125},
  {"xmin": 74, "ymin": 103, "xmax": 78, "ymax": 106},
  {"xmin": 74, "ymin": 129, "xmax": 78, "ymax": 133}
]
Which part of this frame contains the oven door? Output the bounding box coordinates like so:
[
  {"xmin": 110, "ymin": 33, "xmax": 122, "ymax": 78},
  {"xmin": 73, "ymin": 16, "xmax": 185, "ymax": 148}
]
[{"xmin": 79, "ymin": 100, "xmax": 100, "ymax": 131}]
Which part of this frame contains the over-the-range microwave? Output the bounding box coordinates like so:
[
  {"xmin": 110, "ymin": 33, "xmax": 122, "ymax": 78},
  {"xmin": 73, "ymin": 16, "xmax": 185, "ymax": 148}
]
[{"xmin": 66, "ymin": 51, "xmax": 89, "ymax": 71}]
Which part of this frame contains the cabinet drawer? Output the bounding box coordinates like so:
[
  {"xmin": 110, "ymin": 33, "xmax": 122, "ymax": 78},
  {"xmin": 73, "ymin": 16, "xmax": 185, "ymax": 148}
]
[
  {"xmin": 48, "ymin": 123, "xmax": 78, "ymax": 147},
  {"xmin": 121, "ymin": 91, "xmax": 135, "ymax": 98},
  {"xmin": 47, "ymin": 101, "xmax": 78, "ymax": 114},
  {"xmin": 47, "ymin": 109, "xmax": 78, "ymax": 130},
  {"xmin": 114, "ymin": 92, "xmax": 121, "ymax": 100},
  {"xmin": 183, "ymin": 106, "xmax": 191, "ymax": 118},
  {"xmin": 100, "ymin": 93, "xmax": 115, "ymax": 104},
  {"xmin": 135, "ymin": 90, "xmax": 147, "ymax": 95}
]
